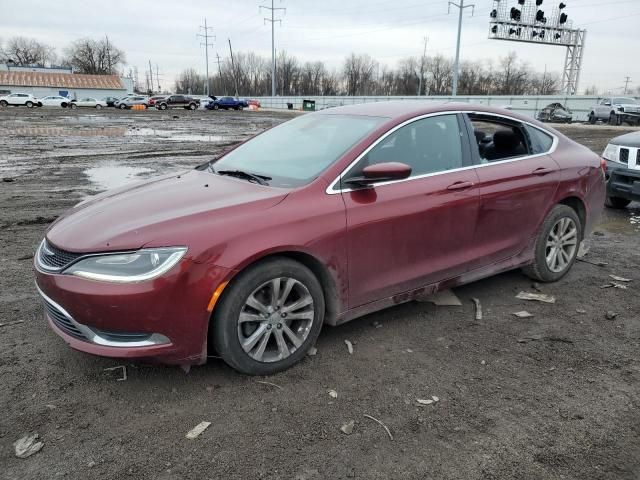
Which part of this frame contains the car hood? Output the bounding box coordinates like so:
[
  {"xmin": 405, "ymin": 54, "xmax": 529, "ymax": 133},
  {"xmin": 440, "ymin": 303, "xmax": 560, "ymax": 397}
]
[
  {"xmin": 611, "ymin": 131, "xmax": 640, "ymax": 148},
  {"xmin": 46, "ymin": 170, "xmax": 289, "ymax": 253}
]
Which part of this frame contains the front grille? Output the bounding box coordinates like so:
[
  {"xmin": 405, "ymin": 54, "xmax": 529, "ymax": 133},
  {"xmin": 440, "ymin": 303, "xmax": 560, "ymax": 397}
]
[
  {"xmin": 42, "ymin": 298, "xmax": 88, "ymax": 341},
  {"xmin": 38, "ymin": 240, "xmax": 83, "ymax": 271},
  {"xmin": 620, "ymin": 148, "xmax": 629, "ymax": 164}
]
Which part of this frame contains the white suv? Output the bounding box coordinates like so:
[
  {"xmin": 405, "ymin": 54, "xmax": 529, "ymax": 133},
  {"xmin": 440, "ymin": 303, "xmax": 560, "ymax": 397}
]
[{"xmin": 0, "ymin": 93, "xmax": 42, "ymax": 108}]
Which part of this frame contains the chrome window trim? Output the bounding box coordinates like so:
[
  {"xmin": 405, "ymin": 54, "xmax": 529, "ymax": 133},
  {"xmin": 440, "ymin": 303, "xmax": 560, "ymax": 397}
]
[
  {"xmin": 325, "ymin": 110, "xmax": 559, "ymax": 195},
  {"xmin": 36, "ymin": 283, "xmax": 170, "ymax": 348}
]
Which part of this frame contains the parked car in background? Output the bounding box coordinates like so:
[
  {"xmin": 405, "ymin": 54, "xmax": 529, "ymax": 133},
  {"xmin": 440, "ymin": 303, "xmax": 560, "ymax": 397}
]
[
  {"xmin": 206, "ymin": 96, "xmax": 248, "ymax": 110},
  {"xmin": 39, "ymin": 95, "xmax": 72, "ymax": 108},
  {"xmin": 34, "ymin": 102, "xmax": 605, "ymax": 375},
  {"xmin": 247, "ymin": 99, "xmax": 261, "ymax": 108},
  {"xmin": 0, "ymin": 93, "xmax": 42, "ymax": 108},
  {"xmin": 114, "ymin": 96, "xmax": 149, "ymax": 109},
  {"xmin": 537, "ymin": 103, "xmax": 572, "ymax": 123},
  {"xmin": 70, "ymin": 97, "xmax": 108, "ymax": 109},
  {"xmin": 102, "ymin": 96, "xmax": 120, "ymax": 107},
  {"xmin": 588, "ymin": 97, "xmax": 640, "ymax": 126},
  {"xmin": 148, "ymin": 95, "xmax": 167, "ymax": 108},
  {"xmin": 602, "ymin": 130, "xmax": 640, "ymax": 208},
  {"xmin": 155, "ymin": 95, "xmax": 199, "ymax": 110}
]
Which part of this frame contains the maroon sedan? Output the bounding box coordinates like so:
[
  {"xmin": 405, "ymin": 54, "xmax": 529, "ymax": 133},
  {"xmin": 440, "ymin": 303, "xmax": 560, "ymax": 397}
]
[{"xmin": 35, "ymin": 102, "xmax": 605, "ymax": 375}]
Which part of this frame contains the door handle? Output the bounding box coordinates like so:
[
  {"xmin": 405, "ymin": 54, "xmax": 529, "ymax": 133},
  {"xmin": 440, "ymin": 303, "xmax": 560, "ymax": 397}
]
[
  {"xmin": 532, "ymin": 167, "xmax": 553, "ymax": 175},
  {"xmin": 446, "ymin": 181, "xmax": 474, "ymax": 190}
]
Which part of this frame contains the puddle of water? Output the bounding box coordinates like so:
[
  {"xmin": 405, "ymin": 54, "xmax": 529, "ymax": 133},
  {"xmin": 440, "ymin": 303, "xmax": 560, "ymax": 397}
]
[
  {"xmin": 0, "ymin": 126, "xmax": 126, "ymax": 137},
  {"xmin": 84, "ymin": 162, "xmax": 153, "ymax": 190}
]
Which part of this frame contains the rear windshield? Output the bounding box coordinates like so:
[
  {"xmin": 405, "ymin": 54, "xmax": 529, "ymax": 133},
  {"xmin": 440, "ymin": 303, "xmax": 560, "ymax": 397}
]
[{"xmin": 213, "ymin": 114, "xmax": 386, "ymax": 188}]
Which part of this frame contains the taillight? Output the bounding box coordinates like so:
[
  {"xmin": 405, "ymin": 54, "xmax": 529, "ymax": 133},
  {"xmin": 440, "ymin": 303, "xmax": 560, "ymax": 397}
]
[{"xmin": 600, "ymin": 157, "xmax": 607, "ymax": 175}]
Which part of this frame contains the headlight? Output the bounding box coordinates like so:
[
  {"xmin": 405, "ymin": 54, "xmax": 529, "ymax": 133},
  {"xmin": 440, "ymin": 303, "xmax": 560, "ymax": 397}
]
[
  {"xmin": 65, "ymin": 247, "xmax": 187, "ymax": 283},
  {"xmin": 602, "ymin": 143, "xmax": 619, "ymax": 162}
]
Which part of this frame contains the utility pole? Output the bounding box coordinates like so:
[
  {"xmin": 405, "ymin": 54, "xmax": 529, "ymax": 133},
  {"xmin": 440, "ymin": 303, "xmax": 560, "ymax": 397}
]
[
  {"xmin": 228, "ymin": 39, "xmax": 239, "ymax": 97},
  {"xmin": 213, "ymin": 53, "xmax": 227, "ymax": 95},
  {"xmin": 623, "ymin": 76, "xmax": 632, "ymax": 95},
  {"xmin": 260, "ymin": 0, "xmax": 286, "ymax": 97},
  {"xmin": 148, "ymin": 60, "xmax": 154, "ymax": 95},
  {"xmin": 448, "ymin": 0, "xmax": 474, "ymax": 96},
  {"xmin": 155, "ymin": 64, "xmax": 162, "ymax": 92},
  {"xmin": 418, "ymin": 36, "xmax": 428, "ymax": 96},
  {"xmin": 197, "ymin": 18, "xmax": 215, "ymax": 96}
]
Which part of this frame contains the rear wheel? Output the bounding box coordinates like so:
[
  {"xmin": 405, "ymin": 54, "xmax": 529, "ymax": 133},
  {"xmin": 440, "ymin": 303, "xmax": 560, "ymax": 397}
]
[
  {"xmin": 70, "ymin": 103, "xmax": 77, "ymax": 109},
  {"xmin": 0, "ymin": 100, "xmax": 7, "ymax": 107},
  {"xmin": 26, "ymin": 101, "xmax": 34, "ymax": 108},
  {"xmin": 188, "ymin": 103, "xmax": 197, "ymax": 110},
  {"xmin": 118, "ymin": 104, "xmax": 126, "ymax": 110},
  {"xmin": 522, "ymin": 205, "xmax": 582, "ymax": 282},
  {"xmin": 95, "ymin": 104, "xmax": 102, "ymax": 109},
  {"xmin": 588, "ymin": 113, "xmax": 596, "ymax": 124},
  {"xmin": 212, "ymin": 258, "xmax": 324, "ymax": 375},
  {"xmin": 605, "ymin": 196, "xmax": 631, "ymax": 209},
  {"xmin": 609, "ymin": 112, "xmax": 620, "ymax": 126},
  {"xmin": 158, "ymin": 104, "xmax": 167, "ymax": 110}
]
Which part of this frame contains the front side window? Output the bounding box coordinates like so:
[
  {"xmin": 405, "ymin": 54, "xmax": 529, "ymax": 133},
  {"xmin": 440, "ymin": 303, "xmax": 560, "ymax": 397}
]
[
  {"xmin": 213, "ymin": 114, "xmax": 386, "ymax": 188},
  {"xmin": 346, "ymin": 114, "xmax": 463, "ymax": 180},
  {"xmin": 600, "ymin": 99, "xmax": 611, "ymax": 105}
]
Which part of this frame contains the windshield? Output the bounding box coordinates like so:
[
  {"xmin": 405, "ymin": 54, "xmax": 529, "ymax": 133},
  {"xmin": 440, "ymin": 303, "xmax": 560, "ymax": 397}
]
[
  {"xmin": 613, "ymin": 97, "xmax": 639, "ymax": 104},
  {"xmin": 213, "ymin": 114, "xmax": 386, "ymax": 188}
]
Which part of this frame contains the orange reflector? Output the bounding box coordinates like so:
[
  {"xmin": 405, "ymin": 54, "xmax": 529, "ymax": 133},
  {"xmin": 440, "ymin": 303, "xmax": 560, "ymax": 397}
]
[{"xmin": 207, "ymin": 281, "xmax": 228, "ymax": 312}]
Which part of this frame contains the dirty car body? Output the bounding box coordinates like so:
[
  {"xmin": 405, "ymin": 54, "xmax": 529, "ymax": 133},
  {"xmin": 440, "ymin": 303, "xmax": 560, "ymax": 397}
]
[{"xmin": 35, "ymin": 102, "xmax": 605, "ymax": 374}]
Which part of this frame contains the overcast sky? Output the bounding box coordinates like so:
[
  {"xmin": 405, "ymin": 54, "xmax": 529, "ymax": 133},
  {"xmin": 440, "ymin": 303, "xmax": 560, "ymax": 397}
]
[{"xmin": 2, "ymin": 0, "xmax": 639, "ymax": 94}]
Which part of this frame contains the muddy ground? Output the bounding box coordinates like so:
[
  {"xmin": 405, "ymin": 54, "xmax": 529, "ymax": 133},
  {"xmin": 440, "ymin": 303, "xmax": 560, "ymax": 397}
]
[{"xmin": 1, "ymin": 109, "xmax": 639, "ymax": 480}]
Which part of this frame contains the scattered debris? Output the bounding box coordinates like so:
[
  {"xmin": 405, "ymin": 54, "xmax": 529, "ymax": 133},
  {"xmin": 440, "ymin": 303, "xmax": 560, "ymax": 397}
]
[
  {"xmin": 373, "ymin": 321, "xmax": 382, "ymax": 329},
  {"xmin": 180, "ymin": 364, "xmax": 191, "ymax": 374},
  {"xmin": 605, "ymin": 311, "xmax": 618, "ymax": 320},
  {"xmin": 17, "ymin": 254, "xmax": 33, "ymax": 261},
  {"xmin": 578, "ymin": 258, "xmax": 608, "ymax": 267},
  {"xmin": 577, "ymin": 242, "xmax": 590, "ymax": 258},
  {"xmin": 344, "ymin": 340, "xmax": 354, "ymax": 355},
  {"xmin": 517, "ymin": 334, "xmax": 573, "ymax": 344},
  {"xmin": 2, "ymin": 177, "xmax": 15, "ymax": 182},
  {"xmin": 185, "ymin": 421, "xmax": 211, "ymax": 439},
  {"xmin": 517, "ymin": 334, "xmax": 544, "ymax": 343},
  {"xmin": 431, "ymin": 396, "xmax": 439, "ymax": 402},
  {"xmin": 14, "ymin": 434, "xmax": 43, "ymax": 459},
  {"xmin": 45, "ymin": 404, "xmax": 56, "ymax": 410},
  {"xmin": 103, "ymin": 365, "xmax": 127, "ymax": 381},
  {"xmin": 531, "ymin": 282, "xmax": 543, "ymax": 292},
  {"xmin": 601, "ymin": 283, "xmax": 628, "ymax": 290},
  {"xmin": 328, "ymin": 389, "xmax": 338, "ymax": 399},
  {"xmin": 418, "ymin": 289, "xmax": 462, "ymax": 306},
  {"xmin": 0, "ymin": 320, "xmax": 24, "ymax": 328},
  {"xmin": 481, "ymin": 360, "xmax": 487, "ymax": 365},
  {"xmin": 363, "ymin": 414, "xmax": 393, "ymax": 441},
  {"xmin": 512, "ymin": 311, "xmax": 534, "ymax": 318},
  {"xmin": 307, "ymin": 347, "xmax": 318, "ymax": 356},
  {"xmin": 88, "ymin": 461, "xmax": 96, "ymax": 468},
  {"xmin": 471, "ymin": 298, "xmax": 482, "ymax": 320},
  {"xmin": 576, "ymin": 309, "xmax": 587, "ymax": 314},
  {"xmin": 516, "ymin": 291, "xmax": 556, "ymax": 304},
  {"xmin": 340, "ymin": 420, "xmax": 355, "ymax": 435},
  {"xmin": 406, "ymin": 348, "xmax": 413, "ymax": 353},
  {"xmin": 256, "ymin": 380, "xmax": 282, "ymax": 390},
  {"xmin": 609, "ymin": 274, "xmax": 632, "ymax": 282},
  {"xmin": 416, "ymin": 398, "xmax": 434, "ymax": 405}
]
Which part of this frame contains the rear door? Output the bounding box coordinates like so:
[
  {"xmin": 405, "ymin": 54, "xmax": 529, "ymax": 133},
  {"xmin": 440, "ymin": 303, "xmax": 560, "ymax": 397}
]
[
  {"xmin": 340, "ymin": 113, "xmax": 480, "ymax": 308},
  {"xmin": 464, "ymin": 113, "xmax": 560, "ymax": 269}
]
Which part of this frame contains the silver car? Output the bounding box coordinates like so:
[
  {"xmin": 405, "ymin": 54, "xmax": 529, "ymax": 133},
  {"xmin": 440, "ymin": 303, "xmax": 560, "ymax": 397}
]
[
  {"xmin": 114, "ymin": 96, "xmax": 149, "ymax": 109},
  {"xmin": 588, "ymin": 97, "xmax": 640, "ymax": 126}
]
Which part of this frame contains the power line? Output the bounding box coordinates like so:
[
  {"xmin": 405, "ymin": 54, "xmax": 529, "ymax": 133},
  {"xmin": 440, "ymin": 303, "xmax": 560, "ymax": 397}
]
[
  {"xmin": 197, "ymin": 18, "xmax": 215, "ymax": 96},
  {"xmin": 448, "ymin": 0, "xmax": 474, "ymax": 96},
  {"xmin": 260, "ymin": 0, "xmax": 286, "ymax": 97}
]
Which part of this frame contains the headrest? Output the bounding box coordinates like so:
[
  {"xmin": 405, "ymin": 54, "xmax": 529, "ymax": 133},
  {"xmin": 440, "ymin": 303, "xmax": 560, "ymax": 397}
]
[
  {"xmin": 493, "ymin": 129, "xmax": 521, "ymax": 150},
  {"xmin": 474, "ymin": 129, "xmax": 486, "ymax": 143}
]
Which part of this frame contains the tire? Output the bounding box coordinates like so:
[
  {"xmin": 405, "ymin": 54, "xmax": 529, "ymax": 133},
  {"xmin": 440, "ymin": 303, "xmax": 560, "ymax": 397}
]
[
  {"xmin": 118, "ymin": 104, "xmax": 126, "ymax": 110},
  {"xmin": 609, "ymin": 112, "xmax": 620, "ymax": 126},
  {"xmin": 70, "ymin": 103, "xmax": 77, "ymax": 109},
  {"xmin": 213, "ymin": 104, "xmax": 219, "ymax": 110},
  {"xmin": 158, "ymin": 104, "xmax": 167, "ymax": 110},
  {"xmin": 239, "ymin": 105, "xmax": 244, "ymax": 111},
  {"xmin": 605, "ymin": 196, "xmax": 631, "ymax": 209},
  {"xmin": 212, "ymin": 257, "xmax": 325, "ymax": 375},
  {"xmin": 234, "ymin": 106, "xmax": 239, "ymax": 111},
  {"xmin": 26, "ymin": 101, "xmax": 33, "ymax": 108},
  {"xmin": 95, "ymin": 104, "xmax": 102, "ymax": 109},
  {"xmin": 522, "ymin": 205, "xmax": 582, "ymax": 283},
  {"xmin": 0, "ymin": 100, "xmax": 7, "ymax": 107},
  {"xmin": 188, "ymin": 103, "xmax": 196, "ymax": 110},
  {"xmin": 61, "ymin": 103, "xmax": 68, "ymax": 108},
  {"xmin": 588, "ymin": 113, "xmax": 596, "ymax": 124}
]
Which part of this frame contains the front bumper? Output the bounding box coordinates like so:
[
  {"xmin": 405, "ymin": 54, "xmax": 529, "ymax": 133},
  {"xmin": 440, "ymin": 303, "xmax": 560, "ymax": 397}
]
[
  {"xmin": 604, "ymin": 159, "xmax": 640, "ymax": 201},
  {"xmin": 35, "ymin": 259, "xmax": 233, "ymax": 365}
]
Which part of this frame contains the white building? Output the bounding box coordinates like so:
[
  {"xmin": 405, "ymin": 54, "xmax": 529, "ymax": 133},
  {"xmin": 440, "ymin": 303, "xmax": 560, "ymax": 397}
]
[{"xmin": 0, "ymin": 65, "xmax": 133, "ymax": 99}]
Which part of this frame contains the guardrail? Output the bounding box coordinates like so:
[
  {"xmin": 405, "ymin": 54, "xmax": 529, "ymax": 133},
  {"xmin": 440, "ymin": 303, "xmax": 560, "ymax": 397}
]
[{"xmin": 253, "ymin": 95, "xmax": 607, "ymax": 122}]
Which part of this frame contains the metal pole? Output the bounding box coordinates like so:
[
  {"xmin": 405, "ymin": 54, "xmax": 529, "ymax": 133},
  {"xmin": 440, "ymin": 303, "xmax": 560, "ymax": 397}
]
[
  {"xmin": 271, "ymin": 0, "xmax": 276, "ymax": 97},
  {"xmin": 149, "ymin": 60, "xmax": 153, "ymax": 95},
  {"xmin": 452, "ymin": 0, "xmax": 463, "ymax": 96},
  {"xmin": 204, "ymin": 18, "xmax": 210, "ymax": 96},
  {"xmin": 228, "ymin": 38, "xmax": 239, "ymax": 97}
]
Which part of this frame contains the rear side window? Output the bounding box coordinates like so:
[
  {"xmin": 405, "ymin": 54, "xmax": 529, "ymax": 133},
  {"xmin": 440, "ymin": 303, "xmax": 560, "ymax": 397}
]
[
  {"xmin": 467, "ymin": 114, "xmax": 530, "ymax": 163},
  {"xmin": 525, "ymin": 125, "xmax": 554, "ymax": 154}
]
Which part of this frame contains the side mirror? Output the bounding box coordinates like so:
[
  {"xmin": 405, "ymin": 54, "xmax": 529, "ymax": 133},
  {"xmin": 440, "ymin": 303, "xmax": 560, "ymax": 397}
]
[{"xmin": 344, "ymin": 162, "xmax": 412, "ymax": 187}]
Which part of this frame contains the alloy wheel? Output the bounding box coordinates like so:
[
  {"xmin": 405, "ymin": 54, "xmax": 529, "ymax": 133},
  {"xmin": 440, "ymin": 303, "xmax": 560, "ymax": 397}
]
[
  {"xmin": 237, "ymin": 277, "xmax": 315, "ymax": 363},
  {"xmin": 545, "ymin": 217, "xmax": 578, "ymax": 273}
]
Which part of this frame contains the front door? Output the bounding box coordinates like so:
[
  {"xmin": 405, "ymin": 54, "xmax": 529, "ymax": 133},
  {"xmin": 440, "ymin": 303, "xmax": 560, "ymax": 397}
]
[{"xmin": 341, "ymin": 113, "xmax": 480, "ymax": 308}]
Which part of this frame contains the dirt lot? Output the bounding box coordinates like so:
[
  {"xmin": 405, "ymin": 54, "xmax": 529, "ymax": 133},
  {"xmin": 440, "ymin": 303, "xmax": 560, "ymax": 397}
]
[{"xmin": 1, "ymin": 109, "xmax": 639, "ymax": 480}]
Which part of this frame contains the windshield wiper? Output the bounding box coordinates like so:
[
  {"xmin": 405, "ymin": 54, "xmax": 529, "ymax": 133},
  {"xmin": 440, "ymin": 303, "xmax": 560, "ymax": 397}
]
[{"xmin": 216, "ymin": 169, "xmax": 271, "ymax": 186}]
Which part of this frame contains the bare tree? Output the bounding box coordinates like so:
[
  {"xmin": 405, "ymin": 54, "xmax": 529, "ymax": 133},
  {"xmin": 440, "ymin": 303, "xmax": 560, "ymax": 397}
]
[
  {"xmin": 63, "ymin": 37, "xmax": 125, "ymax": 74},
  {"xmin": 427, "ymin": 55, "xmax": 452, "ymax": 95},
  {"xmin": 175, "ymin": 68, "xmax": 205, "ymax": 95},
  {"xmin": 343, "ymin": 53, "xmax": 377, "ymax": 96},
  {"xmin": 1, "ymin": 36, "xmax": 55, "ymax": 66}
]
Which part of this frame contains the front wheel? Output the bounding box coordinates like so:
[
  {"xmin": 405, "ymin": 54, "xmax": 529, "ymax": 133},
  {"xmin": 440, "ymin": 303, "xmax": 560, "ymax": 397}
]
[
  {"xmin": 26, "ymin": 101, "xmax": 34, "ymax": 108},
  {"xmin": 213, "ymin": 104, "xmax": 219, "ymax": 110},
  {"xmin": 188, "ymin": 103, "xmax": 197, "ymax": 110},
  {"xmin": 70, "ymin": 103, "xmax": 77, "ymax": 109},
  {"xmin": 605, "ymin": 196, "xmax": 631, "ymax": 209},
  {"xmin": 522, "ymin": 205, "xmax": 582, "ymax": 282},
  {"xmin": 588, "ymin": 113, "xmax": 596, "ymax": 124},
  {"xmin": 158, "ymin": 104, "xmax": 167, "ymax": 110},
  {"xmin": 118, "ymin": 104, "xmax": 126, "ymax": 109},
  {"xmin": 609, "ymin": 112, "xmax": 620, "ymax": 126},
  {"xmin": 0, "ymin": 100, "xmax": 7, "ymax": 107},
  {"xmin": 212, "ymin": 258, "xmax": 325, "ymax": 375},
  {"xmin": 95, "ymin": 104, "xmax": 102, "ymax": 109}
]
